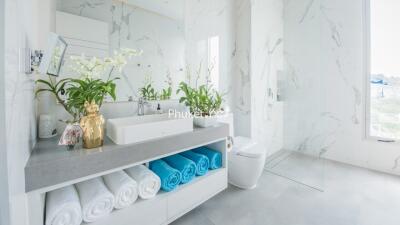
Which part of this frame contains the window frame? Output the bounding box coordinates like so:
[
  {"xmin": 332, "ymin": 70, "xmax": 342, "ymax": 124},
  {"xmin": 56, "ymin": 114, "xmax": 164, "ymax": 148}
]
[{"xmin": 364, "ymin": 0, "xmax": 398, "ymax": 142}]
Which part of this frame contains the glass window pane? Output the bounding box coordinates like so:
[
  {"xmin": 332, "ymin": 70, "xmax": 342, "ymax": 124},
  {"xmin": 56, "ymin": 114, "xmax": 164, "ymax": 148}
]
[{"xmin": 370, "ymin": 0, "xmax": 400, "ymax": 139}]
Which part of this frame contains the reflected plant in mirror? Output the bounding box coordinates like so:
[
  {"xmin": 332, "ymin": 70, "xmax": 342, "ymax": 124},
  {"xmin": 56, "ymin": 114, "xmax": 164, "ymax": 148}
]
[
  {"xmin": 140, "ymin": 83, "xmax": 158, "ymax": 101},
  {"xmin": 139, "ymin": 74, "xmax": 158, "ymax": 100},
  {"xmin": 159, "ymin": 87, "xmax": 172, "ymax": 101},
  {"xmin": 139, "ymin": 72, "xmax": 173, "ymax": 101},
  {"xmin": 159, "ymin": 71, "xmax": 173, "ymax": 101}
]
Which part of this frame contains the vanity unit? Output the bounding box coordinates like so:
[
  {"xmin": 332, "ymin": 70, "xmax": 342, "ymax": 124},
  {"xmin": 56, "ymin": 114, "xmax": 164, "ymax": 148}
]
[{"xmin": 25, "ymin": 123, "xmax": 229, "ymax": 225}]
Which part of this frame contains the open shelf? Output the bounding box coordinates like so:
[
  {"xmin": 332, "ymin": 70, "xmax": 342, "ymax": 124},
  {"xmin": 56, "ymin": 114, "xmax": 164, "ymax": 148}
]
[
  {"xmin": 82, "ymin": 168, "xmax": 227, "ymax": 225},
  {"xmin": 25, "ymin": 126, "xmax": 229, "ymax": 225},
  {"xmin": 25, "ymin": 124, "xmax": 229, "ymax": 193}
]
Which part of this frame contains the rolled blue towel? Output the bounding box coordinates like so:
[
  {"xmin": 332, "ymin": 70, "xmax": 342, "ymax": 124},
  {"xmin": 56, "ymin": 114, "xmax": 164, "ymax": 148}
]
[
  {"xmin": 193, "ymin": 147, "xmax": 222, "ymax": 170},
  {"xmin": 163, "ymin": 154, "xmax": 196, "ymax": 184},
  {"xmin": 149, "ymin": 160, "xmax": 181, "ymax": 192},
  {"xmin": 180, "ymin": 151, "xmax": 209, "ymax": 176}
]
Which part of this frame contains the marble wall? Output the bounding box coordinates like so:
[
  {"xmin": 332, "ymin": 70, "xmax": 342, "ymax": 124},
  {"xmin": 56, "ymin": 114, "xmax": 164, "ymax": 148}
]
[
  {"xmin": 0, "ymin": 1, "xmax": 8, "ymax": 224},
  {"xmin": 184, "ymin": 0, "xmax": 253, "ymax": 137},
  {"xmin": 251, "ymin": 0, "xmax": 284, "ymax": 156},
  {"xmin": 184, "ymin": 0, "xmax": 236, "ymax": 112},
  {"xmin": 3, "ymin": 0, "xmax": 51, "ymax": 224},
  {"xmin": 110, "ymin": 2, "xmax": 186, "ymax": 101},
  {"xmin": 283, "ymin": 0, "xmax": 400, "ymax": 175},
  {"xmin": 233, "ymin": 0, "xmax": 251, "ymax": 137}
]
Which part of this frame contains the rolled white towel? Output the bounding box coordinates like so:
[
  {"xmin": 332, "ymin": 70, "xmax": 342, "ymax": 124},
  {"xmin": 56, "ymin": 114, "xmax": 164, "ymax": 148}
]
[
  {"xmin": 45, "ymin": 185, "xmax": 82, "ymax": 225},
  {"xmin": 75, "ymin": 177, "xmax": 115, "ymax": 223},
  {"xmin": 125, "ymin": 165, "xmax": 161, "ymax": 199},
  {"xmin": 103, "ymin": 171, "xmax": 138, "ymax": 209}
]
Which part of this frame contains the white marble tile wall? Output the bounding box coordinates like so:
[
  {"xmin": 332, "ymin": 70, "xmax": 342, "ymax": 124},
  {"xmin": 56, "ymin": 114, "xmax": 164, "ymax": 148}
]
[
  {"xmin": 184, "ymin": 0, "xmax": 236, "ymax": 112},
  {"xmin": 4, "ymin": 0, "xmax": 45, "ymax": 224},
  {"xmin": 283, "ymin": 0, "xmax": 400, "ymax": 175},
  {"xmin": 110, "ymin": 2, "xmax": 186, "ymax": 101},
  {"xmin": 233, "ymin": 0, "xmax": 251, "ymax": 137},
  {"xmin": 251, "ymin": 0, "xmax": 284, "ymax": 157}
]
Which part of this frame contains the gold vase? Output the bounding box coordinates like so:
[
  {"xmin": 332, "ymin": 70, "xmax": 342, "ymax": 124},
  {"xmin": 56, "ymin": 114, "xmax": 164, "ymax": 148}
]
[{"xmin": 80, "ymin": 101, "xmax": 105, "ymax": 149}]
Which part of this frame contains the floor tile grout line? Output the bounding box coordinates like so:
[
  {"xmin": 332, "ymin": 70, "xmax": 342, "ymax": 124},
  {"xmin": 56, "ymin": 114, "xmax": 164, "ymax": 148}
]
[
  {"xmin": 266, "ymin": 151, "xmax": 294, "ymax": 169},
  {"xmin": 264, "ymin": 169, "xmax": 325, "ymax": 192}
]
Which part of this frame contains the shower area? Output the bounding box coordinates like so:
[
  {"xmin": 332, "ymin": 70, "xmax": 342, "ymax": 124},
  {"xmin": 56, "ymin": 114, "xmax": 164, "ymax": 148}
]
[{"xmin": 247, "ymin": 0, "xmax": 355, "ymax": 191}]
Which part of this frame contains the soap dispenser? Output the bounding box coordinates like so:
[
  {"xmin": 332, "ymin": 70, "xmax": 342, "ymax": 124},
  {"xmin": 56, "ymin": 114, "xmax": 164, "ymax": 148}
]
[{"xmin": 156, "ymin": 103, "xmax": 164, "ymax": 114}]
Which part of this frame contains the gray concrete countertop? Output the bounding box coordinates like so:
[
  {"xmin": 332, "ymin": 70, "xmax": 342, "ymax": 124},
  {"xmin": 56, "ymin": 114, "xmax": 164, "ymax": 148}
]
[{"xmin": 25, "ymin": 123, "xmax": 229, "ymax": 193}]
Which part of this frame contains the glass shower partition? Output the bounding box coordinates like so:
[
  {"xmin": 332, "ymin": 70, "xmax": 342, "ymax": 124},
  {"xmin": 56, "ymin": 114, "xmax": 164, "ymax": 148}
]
[{"xmin": 264, "ymin": 0, "xmax": 327, "ymax": 191}]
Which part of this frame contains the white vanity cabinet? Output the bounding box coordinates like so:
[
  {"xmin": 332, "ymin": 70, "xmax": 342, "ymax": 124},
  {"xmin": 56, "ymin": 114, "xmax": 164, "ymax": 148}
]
[{"xmin": 25, "ymin": 124, "xmax": 229, "ymax": 225}]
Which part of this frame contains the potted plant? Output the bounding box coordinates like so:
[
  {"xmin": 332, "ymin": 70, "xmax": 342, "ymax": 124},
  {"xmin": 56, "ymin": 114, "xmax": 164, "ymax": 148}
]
[
  {"xmin": 35, "ymin": 77, "xmax": 83, "ymax": 150},
  {"xmin": 68, "ymin": 48, "xmax": 141, "ymax": 148},
  {"xmin": 36, "ymin": 48, "xmax": 141, "ymax": 149},
  {"xmin": 176, "ymin": 82, "xmax": 223, "ymax": 127},
  {"xmin": 35, "ymin": 78, "xmax": 81, "ymax": 122}
]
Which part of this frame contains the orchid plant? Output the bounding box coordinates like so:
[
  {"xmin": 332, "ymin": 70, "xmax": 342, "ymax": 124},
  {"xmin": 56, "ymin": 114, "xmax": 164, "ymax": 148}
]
[
  {"xmin": 70, "ymin": 48, "xmax": 142, "ymax": 80},
  {"xmin": 35, "ymin": 48, "xmax": 142, "ymax": 122}
]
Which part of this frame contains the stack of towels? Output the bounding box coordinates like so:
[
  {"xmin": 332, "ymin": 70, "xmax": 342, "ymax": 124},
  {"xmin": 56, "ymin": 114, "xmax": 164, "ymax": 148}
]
[
  {"xmin": 45, "ymin": 165, "xmax": 161, "ymax": 225},
  {"xmin": 45, "ymin": 147, "xmax": 221, "ymax": 225},
  {"xmin": 149, "ymin": 147, "xmax": 222, "ymax": 192}
]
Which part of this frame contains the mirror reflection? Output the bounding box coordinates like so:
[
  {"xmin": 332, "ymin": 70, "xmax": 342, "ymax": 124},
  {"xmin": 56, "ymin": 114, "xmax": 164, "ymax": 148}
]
[
  {"xmin": 40, "ymin": 33, "xmax": 68, "ymax": 76},
  {"xmin": 56, "ymin": 0, "xmax": 189, "ymax": 102}
]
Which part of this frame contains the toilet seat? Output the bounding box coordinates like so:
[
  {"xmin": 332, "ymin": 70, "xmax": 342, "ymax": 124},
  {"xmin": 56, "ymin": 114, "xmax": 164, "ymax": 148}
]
[
  {"xmin": 217, "ymin": 113, "xmax": 266, "ymax": 189},
  {"xmin": 232, "ymin": 136, "xmax": 265, "ymax": 159}
]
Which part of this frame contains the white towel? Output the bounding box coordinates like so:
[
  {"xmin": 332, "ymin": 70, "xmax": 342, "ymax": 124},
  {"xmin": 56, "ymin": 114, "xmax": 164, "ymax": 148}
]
[
  {"xmin": 103, "ymin": 171, "xmax": 138, "ymax": 209},
  {"xmin": 45, "ymin": 185, "xmax": 82, "ymax": 225},
  {"xmin": 125, "ymin": 165, "xmax": 161, "ymax": 199},
  {"xmin": 75, "ymin": 177, "xmax": 115, "ymax": 223}
]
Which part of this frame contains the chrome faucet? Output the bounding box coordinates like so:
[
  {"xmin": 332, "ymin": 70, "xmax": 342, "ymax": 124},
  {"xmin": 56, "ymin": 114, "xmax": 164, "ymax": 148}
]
[{"xmin": 137, "ymin": 97, "xmax": 150, "ymax": 116}]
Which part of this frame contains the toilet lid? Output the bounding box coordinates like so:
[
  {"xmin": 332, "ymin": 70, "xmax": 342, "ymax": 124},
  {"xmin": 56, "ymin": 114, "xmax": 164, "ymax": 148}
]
[{"xmin": 233, "ymin": 136, "xmax": 265, "ymax": 158}]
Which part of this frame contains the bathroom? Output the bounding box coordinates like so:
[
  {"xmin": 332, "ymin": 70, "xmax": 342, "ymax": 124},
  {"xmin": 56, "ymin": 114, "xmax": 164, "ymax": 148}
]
[{"xmin": 2, "ymin": 0, "xmax": 400, "ymax": 224}]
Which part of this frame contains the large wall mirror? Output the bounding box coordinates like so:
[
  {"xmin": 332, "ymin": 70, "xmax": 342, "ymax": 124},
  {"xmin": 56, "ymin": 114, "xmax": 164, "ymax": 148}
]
[{"xmin": 56, "ymin": 0, "xmax": 189, "ymax": 102}]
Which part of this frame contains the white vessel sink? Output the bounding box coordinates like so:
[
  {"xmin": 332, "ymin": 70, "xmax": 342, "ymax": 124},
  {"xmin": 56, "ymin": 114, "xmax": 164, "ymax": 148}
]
[{"xmin": 106, "ymin": 114, "xmax": 194, "ymax": 145}]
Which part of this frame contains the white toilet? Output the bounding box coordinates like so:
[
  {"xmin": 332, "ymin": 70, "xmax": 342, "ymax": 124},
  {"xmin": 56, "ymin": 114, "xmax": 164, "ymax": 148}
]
[{"xmin": 218, "ymin": 113, "xmax": 266, "ymax": 189}]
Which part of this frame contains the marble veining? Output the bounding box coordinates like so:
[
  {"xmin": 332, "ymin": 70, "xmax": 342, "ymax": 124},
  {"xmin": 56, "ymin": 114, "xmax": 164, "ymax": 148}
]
[
  {"xmin": 75, "ymin": 0, "xmax": 106, "ymax": 16},
  {"xmin": 282, "ymin": 0, "xmax": 400, "ymax": 176},
  {"xmin": 232, "ymin": 0, "xmax": 251, "ymax": 137},
  {"xmin": 57, "ymin": 0, "xmax": 185, "ymax": 102},
  {"xmin": 251, "ymin": 0, "xmax": 284, "ymax": 156},
  {"xmin": 299, "ymin": 0, "xmax": 315, "ymax": 24}
]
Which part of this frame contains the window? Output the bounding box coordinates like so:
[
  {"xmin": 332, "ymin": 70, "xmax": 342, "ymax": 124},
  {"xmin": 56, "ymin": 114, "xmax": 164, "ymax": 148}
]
[{"xmin": 368, "ymin": 0, "xmax": 400, "ymax": 140}]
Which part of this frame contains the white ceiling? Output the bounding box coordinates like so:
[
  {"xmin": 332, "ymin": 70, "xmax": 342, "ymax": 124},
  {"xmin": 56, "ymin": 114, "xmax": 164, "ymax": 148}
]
[{"xmin": 126, "ymin": 0, "xmax": 185, "ymax": 22}]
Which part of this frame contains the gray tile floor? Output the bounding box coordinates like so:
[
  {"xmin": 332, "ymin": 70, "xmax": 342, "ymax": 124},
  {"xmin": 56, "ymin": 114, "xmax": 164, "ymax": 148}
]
[{"xmin": 171, "ymin": 152, "xmax": 400, "ymax": 225}]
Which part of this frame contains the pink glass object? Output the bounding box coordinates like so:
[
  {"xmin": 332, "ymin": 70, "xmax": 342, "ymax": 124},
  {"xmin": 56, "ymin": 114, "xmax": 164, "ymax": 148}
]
[{"xmin": 58, "ymin": 123, "xmax": 83, "ymax": 150}]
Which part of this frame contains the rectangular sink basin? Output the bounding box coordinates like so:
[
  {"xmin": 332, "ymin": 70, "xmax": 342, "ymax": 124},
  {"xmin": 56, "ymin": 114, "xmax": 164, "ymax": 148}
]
[{"xmin": 107, "ymin": 114, "xmax": 193, "ymax": 145}]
